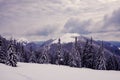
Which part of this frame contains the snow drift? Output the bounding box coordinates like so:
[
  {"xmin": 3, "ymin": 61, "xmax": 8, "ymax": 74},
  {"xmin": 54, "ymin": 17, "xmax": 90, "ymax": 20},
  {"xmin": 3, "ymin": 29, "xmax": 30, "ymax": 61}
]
[{"xmin": 0, "ymin": 62, "xmax": 120, "ymax": 80}]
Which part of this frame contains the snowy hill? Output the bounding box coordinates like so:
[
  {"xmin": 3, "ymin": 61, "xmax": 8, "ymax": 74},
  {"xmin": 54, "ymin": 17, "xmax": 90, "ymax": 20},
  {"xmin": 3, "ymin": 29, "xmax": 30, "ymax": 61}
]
[
  {"xmin": 17, "ymin": 37, "xmax": 29, "ymax": 43},
  {"xmin": 17, "ymin": 37, "xmax": 29, "ymax": 45},
  {"xmin": 0, "ymin": 62, "xmax": 120, "ymax": 80},
  {"xmin": 52, "ymin": 33, "xmax": 82, "ymax": 44}
]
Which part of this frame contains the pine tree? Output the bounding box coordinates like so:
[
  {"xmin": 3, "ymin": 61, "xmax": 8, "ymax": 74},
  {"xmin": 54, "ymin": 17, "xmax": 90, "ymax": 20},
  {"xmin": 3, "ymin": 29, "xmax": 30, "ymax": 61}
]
[
  {"xmin": 17, "ymin": 44, "xmax": 26, "ymax": 62},
  {"xmin": 68, "ymin": 52, "xmax": 77, "ymax": 67},
  {"xmin": 89, "ymin": 37, "xmax": 96, "ymax": 69},
  {"xmin": 112, "ymin": 55, "xmax": 120, "ymax": 70},
  {"xmin": 106, "ymin": 55, "xmax": 120, "ymax": 70},
  {"xmin": 29, "ymin": 46, "xmax": 36, "ymax": 63},
  {"xmin": 82, "ymin": 38, "xmax": 95, "ymax": 68},
  {"xmin": 6, "ymin": 42, "xmax": 18, "ymax": 67},
  {"xmin": 71, "ymin": 37, "xmax": 81, "ymax": 67},
  {"xmin": 0, "ymin": 38, "xmax": 2, "ymax": 51},
  {"xmin": 55, "ymin": 38, "xmax": 64, "ymax": 65},
  {"xmin": 106, "ymin": 55, "xmax": 114, "ymax": 70},
  {"xmin": 39, "ymin": 46, "xmax": 50, "ymax": 64},
  {"xmin": 0, "ymin": 39, "xmax": 7, "ymax": 64},
  {"xmin": 97, "ymin": 41, "xmax": 106, "ymax": 70},
  {"xmin": 29, "ymin": 51, "xmax": 37, "ymax": 63},
  {"xmin": 63, "ymin": 50, "xmax": 69, "ymax": 65}
]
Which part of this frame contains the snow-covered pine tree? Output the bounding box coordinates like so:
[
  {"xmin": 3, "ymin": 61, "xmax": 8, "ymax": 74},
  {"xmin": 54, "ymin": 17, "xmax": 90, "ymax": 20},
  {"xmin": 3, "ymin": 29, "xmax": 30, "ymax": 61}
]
[
  {"xmin": 55, "ymin": 38, "xmax": 64, "ymax": 65},
  {"xmin": 106, "ymin": 54, "xmax": 120, "ymax": 70},
  {"xmin": 17, "ymin": 44, "xmax": 25, "ymax": 62},
  {"xmin": 97, "ymin": 41, "xmax": 106, "ymax": 70},
  {"xmin": 35, "ymin": 51, "xmax": 42, "ymax": 63},
  {"xmin": 0, "ymin": 39, "xmax": 7, "ymax": 64},
  {"xmin": 0, "ymin": 37, "xmax": 2, "ymax": 51},
  {"xmin": 89, "ymin": 37, "xmax": 96, "ymax": 69},
  {"xmin": 20, "ymin": 45, "xmax": 29, "ymax": 62},
  {"xmin": 82, "ymin": 37, "xmax": 95, "ymax": 68},
  {"xmin": 6, "ymin": 41, "xmax": 18, "ymax": 67},
  {"xmin": 106, "ymin": 55, "xmax": 115, "ymax": 70},
  {"xmin": 63, "ymin": 50, "xmax": 69, "ymax": 65},
  {"xmin": 29, "ymin": 46, "xmax": 37, "ymax": 63},
  {"xmin": 71, "ymin": 37, "xmax": 81, "ymax": 67},
  {"xmin": 21, "ymin": 45, "xmax": 25, "ymax": 61},
  {"xmin": 68, "ymin": 52, "xmax": 77, "ymax": 67},
  {"xmin": 112, "ymin": 55, "xmax": 120, "ymax": 70},
  {"xmin": 39, "ymin": 46, "xmax": 50, "ymax": 64}
]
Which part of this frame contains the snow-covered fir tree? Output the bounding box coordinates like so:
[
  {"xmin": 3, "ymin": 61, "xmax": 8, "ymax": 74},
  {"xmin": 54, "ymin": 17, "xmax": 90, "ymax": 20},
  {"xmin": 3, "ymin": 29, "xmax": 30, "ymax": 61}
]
[
  {"xmin": 106, "ymin": 54, "xmax": 120, "ymax": 70},
  {"xmin": 6, "ymin": 42, "xmax": 18, "ymax": 67},
  {"xmin": 109, "ymin": 54, "xmax": 120, "ymax": 70},
  {"xmin": 29, "ymin": 52, "xmax": 36, "ymax": 63},
  {"xmin": 82, "ymin": 37, "xmax": 95, "ymax": 68},
  {"xmin": 63, "ymin": 50, "xmax": 70, "ymax": 65},
  {"xmin": 17, "ymin": 44, "xmax": 25, "ymax": 62},
  {"xmin": 97, "ymin": 41, "xmax": 106, "ymax": 70},
  {"xmin": 70, "ymin": 37, "xmax": 81, "ymax": 67},
  {"xmin": 29, "ymin": 47, "xmax": 37, "ymax": 63},
  {"xmin": 106, "ymin": 55, "xmax": 115, "ymax": 70},
  {"xmin": 0, "ymin": 39, "xmax": 7, "ymax": 64},
  {"xmin": 89, "ymin": 37, "xmax": 96, "ymax": 69},
  {"xmin": 112, "ymin": 55, "xmax": 120, "ymax": 70},
  {"xmin": 55, "ymin": 38, "xmax": 64, "ymax": 65},
  {"xmin": 39, "ymin": 46, "xmax": 50, "ymax": 64},
  {"xmin": 68, "ymin": 52, "xmax": 77, "ymax": 67}
]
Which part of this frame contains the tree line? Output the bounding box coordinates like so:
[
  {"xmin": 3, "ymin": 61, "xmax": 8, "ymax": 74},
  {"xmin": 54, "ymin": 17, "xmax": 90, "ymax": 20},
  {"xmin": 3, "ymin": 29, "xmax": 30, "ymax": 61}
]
[{"xmin": 0, "ymin": 35, "xmax": 120, "ymax": 70}]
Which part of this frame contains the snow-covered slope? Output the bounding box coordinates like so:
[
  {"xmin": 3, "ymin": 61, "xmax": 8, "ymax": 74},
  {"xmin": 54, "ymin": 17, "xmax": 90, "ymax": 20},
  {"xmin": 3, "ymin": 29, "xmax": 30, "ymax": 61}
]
[
  {"xmin": 52, "ymin": 33, "xmax": 82, "ymax": 44},
  {"xmin": 0, "ymin": 63, "xmax": 120, "ymax": 80}
]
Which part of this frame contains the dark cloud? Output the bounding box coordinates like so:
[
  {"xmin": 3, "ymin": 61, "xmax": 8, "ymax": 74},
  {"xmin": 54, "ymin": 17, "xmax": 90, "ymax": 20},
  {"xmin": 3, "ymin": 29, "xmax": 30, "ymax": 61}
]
[
  {"xmin": 47, "ymin": 0, "xmax": 62, "ymax": 4},
  {"xmin": 103, "ymin": 8, "xmax": 120, "ymax": 31},
  {"xmin": 63, "ymin": 18, "xmax": 91, "ymax": 34},
  {"xmin": 26, "ymin": 25, "xmax": 58, "ymax": 36}
]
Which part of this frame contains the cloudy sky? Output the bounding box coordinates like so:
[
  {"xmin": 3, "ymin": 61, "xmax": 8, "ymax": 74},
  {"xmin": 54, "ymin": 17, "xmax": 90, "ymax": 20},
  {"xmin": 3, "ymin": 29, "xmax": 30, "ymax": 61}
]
[{"xmin": 0, "ymin": 0, "xmax": 120, "ymax": 41}]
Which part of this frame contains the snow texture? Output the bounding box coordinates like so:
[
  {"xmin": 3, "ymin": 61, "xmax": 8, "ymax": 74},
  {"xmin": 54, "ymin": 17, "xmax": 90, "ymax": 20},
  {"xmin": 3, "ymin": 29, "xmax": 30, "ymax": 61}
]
[{"xmin": 0, "ymin": 62, "xmax": 120, "ymax": 80}]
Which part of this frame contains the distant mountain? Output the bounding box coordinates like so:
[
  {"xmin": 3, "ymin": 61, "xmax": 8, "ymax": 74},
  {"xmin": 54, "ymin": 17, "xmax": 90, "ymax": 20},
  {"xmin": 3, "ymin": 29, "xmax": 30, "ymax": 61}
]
[
  {"xmin": 25, "ymin": 33, "xmax": 120, "ymax": 56},
  {"xmin": 25, "ymin": 39, "xmax": 54, "ymax": 51},
  {"xmin": 52, "ymin": 33, "xmax": 81, "ymax": 43},
  {"xmin": 109, "ymin": 41, "xmax": 120, "ymax": 48},
  {"xmin": 97, "ymin": 41, "xmax": 120, "ymax": 56}
]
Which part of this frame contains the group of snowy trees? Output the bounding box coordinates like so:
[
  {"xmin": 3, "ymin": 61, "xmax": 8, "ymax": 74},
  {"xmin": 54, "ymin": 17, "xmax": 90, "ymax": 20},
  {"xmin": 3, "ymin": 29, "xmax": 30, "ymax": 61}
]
[
  {"xmin": 0, "ymin": 35, "xmax": 120, "ymax": 70},
  {"xmin": 0, "ymin": 36, "xmax": 17, "ymax": 67},
  {"xmin": 48, "ymin": 37, "xmax": 120, "ymax": 70}
]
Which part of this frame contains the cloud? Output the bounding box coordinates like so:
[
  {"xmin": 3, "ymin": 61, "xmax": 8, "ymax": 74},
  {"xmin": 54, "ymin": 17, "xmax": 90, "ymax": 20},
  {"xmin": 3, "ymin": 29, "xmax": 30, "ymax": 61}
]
[
  {"xmin": 103, "ymin": 8, "xmax": 120, "ymax": 31},
  {"xmin": 85, "ymin": 8, "xmax": 120, "ymax": 33},
  {"xmin": 98, "ymin": 0, "xmax": 118, "ymax": 3},
  {"xmin": 26, "ymin": 25, "xmax": 58, "ymax": 36},
  {"xmin": 84, "ymin": 31, "xmax": 120, "ymax": 41},
  {"xmin": 0, "ymin": 0, "xmax": 120, "ymax": 41},
  {"xmin": 82, "ymin": 8, "xmax": 120, "ymax": 41},
  {"xmin": 63, "ymin": 18, "xmax": 92, "ymax": 34}
]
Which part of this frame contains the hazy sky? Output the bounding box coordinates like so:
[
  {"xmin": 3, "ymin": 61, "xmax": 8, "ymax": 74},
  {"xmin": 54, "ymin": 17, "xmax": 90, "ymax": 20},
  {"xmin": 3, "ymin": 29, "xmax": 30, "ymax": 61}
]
[{"xmin": 0, "ymin": 0, "xmax": 120, "ymax": 41}]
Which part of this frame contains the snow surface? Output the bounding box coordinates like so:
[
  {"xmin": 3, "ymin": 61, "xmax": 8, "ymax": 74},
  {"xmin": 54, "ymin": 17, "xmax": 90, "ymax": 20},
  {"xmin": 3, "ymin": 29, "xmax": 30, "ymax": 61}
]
[
  {"xmin": 52, "ymin": 33, "xmax": 80, "ymax": 44},
  {"xmin": 0, "ymin": 62, "xmax": 120, "ymax": 80}
]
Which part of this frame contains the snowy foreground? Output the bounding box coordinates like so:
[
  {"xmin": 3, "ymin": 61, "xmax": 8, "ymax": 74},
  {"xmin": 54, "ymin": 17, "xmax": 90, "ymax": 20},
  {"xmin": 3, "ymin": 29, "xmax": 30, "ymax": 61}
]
[{"xmin": 0, "ymin": 63, "xmax": 120, "ymax": 80}]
